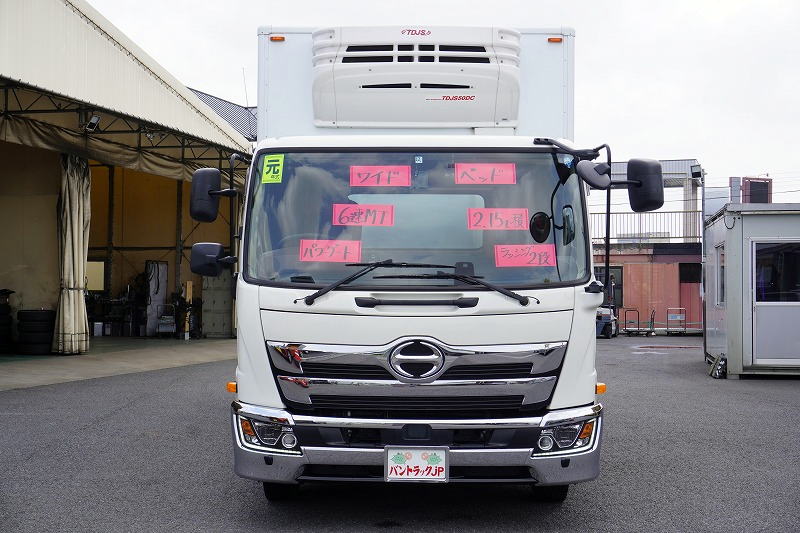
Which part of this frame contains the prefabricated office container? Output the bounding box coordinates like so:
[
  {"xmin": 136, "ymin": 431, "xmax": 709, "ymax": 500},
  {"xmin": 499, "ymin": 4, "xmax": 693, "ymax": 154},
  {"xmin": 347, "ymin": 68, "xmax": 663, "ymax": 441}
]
[
  {"xmin": 256, "ymin": 26, "xmax": 575, "ymax": 140},
  {"xmin": 704, "ymin": 203, "xmax": 800, "ymax": 376}
]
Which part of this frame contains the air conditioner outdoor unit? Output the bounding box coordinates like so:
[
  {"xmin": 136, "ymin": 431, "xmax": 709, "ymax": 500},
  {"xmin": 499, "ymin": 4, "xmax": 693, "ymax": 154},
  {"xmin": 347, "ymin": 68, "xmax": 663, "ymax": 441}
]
[{"xmin": 311, "ymin": 26, "xmax": 521, "ymax": 129}]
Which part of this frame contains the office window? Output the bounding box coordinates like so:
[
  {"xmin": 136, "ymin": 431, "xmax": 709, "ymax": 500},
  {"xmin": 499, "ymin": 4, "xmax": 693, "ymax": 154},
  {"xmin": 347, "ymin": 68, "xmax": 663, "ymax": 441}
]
[{"xmin": 755, "ymin": 242, "xmax": 800, "ymax": 302}]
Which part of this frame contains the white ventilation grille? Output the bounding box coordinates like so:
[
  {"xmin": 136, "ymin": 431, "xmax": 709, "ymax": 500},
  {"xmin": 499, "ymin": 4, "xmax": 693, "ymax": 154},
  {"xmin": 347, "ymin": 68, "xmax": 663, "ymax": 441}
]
[{"xmin": 312, "ymin": 27, "xmax": 521, "ymax": 129}]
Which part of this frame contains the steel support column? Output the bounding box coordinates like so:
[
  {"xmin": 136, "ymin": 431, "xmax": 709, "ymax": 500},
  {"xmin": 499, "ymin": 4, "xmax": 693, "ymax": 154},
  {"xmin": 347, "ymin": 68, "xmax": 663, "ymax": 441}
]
[
  {"xmin": 175, "ymin": 179, "xmax": 184, "ymax": 295},
  {"xmin": 105, "ymin": 165, "xmax": 115, "ymax": 294}
]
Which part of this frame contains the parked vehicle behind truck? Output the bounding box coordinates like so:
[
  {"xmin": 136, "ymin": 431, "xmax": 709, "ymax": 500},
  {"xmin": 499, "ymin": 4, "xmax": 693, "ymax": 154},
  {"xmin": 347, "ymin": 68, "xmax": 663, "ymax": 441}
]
[{"xmin": 189, "ymin": 26, "xmax": 663, "ymax": 502}]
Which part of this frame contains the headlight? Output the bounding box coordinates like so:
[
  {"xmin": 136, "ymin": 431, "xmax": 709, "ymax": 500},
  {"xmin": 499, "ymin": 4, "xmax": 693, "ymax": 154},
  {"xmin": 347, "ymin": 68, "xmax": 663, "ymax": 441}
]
[
  {"xmin": 237, "ymin": 416, "xmax": 300, "ymax": 454},
  {"xmin": 534, "ymin": 419, "xmax": 597, "ymax": 455},
  {"xmin": 252, "ymin": 420, "xmax": 283, "ymax": 445},
  {"xmin": 552, "ymin": 423, "xmax": 582, "ymax": 448}
]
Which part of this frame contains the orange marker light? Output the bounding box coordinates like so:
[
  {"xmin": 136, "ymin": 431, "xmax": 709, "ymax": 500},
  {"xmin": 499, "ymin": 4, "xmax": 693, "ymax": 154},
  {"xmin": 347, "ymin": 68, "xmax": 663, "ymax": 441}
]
[
  {"xmin": 548, "ymin": 37, "xmax": 563, "ymax": 43},
  {"xmin": 226, "ymin": 381, "xmax": 237, "ymax": 393},
  {"xmin": 270, "ymin": 35, "xmax": 286, "ymax": 42},
  {"xmin": 578, "ymin": 420, "xmax": 595, "ymax": 439},
  {"xmin": 596, "ymin": 382, "xmax": 607, "ymax": 395},
  {"xmin": 240, "ymin": 418, "xmax": 256, "ymax": 437}
]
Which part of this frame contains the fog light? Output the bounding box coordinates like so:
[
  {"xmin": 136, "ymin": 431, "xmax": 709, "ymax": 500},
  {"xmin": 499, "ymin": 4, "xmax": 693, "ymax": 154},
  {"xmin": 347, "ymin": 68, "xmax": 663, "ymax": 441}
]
[
  {"xmin": 553, "ymin": 423, "xmax": 583, "ymax": 448},
  {"xmin": 538, "ymin": 434, "xmax": 555, "ymax": 451},
  {"xmin": 280, "ymin": 432, "xmax": 298, "ymax": 449}
]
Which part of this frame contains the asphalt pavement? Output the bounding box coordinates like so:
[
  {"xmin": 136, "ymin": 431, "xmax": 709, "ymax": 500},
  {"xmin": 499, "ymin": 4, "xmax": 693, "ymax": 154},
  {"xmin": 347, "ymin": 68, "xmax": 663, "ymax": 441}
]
[{"xmin": 1, "ymin": 334, "xmax": 798, "ymax": 532}]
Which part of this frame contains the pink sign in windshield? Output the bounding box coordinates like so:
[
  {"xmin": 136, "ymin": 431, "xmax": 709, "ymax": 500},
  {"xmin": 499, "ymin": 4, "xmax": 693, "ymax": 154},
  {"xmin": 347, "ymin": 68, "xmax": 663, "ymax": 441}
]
[
  {"xmin": 494, "ymin": 244, "xmax": 557, "ymax": 267},
  {"xmin": 299, "ymin": 240, "xmax": 362, "ymax": 263},
  {"xmin": 350, "ymin": 165, "xmax": 411, "ymax": 187},
  {"xmin": 467, "ymin": 208, "xmax": 529, "ymax": 230},
  {"xmin": 455, "ymin": 163, "xmax": 516, "ymax": 185},
  {"xmin": 332, "ymin": 204, "xmax": 395, "ymax": 227}
]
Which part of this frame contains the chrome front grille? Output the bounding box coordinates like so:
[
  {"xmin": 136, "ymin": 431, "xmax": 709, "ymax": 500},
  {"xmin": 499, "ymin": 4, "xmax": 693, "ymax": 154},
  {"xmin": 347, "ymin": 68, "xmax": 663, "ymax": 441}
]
[
  {"xmin": 297, "ymin": 362, "xmax": 535, "ymax": 380},
  {"xmin": 441, "ymin": 363, "xmax": 534, "ymax": 380},
  {"xmin": 300, "ymin": 363, "xmax": 391, "ymax": 379},
  {"xmin": 267, "ymin": 338, "xmax": 566, "ymax": 418}
]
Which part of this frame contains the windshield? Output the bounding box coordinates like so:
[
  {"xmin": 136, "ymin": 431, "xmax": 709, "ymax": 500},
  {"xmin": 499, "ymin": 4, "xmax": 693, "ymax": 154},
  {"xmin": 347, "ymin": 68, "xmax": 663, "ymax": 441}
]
[{"xmin": 244, "ymin": 150, "xmax": 588, "ymax": 289}]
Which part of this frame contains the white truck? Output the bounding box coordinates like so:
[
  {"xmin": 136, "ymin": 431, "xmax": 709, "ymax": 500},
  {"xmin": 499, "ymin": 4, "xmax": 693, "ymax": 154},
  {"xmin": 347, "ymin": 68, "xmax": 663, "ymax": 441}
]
[{"xmin": 189, "ymin": 26, "xmax": 664, "ymax": 502}]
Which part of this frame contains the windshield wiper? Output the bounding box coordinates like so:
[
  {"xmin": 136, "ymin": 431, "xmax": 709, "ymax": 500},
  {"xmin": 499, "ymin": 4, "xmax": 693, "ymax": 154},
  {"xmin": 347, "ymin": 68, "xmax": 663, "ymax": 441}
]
[
  {"xmin": 296, "ymin": 260, "xmax": 456, "ymax": 305},
  {"xmin": 373, "ymin": 273, "xmax": 538, "ymax": 306}
]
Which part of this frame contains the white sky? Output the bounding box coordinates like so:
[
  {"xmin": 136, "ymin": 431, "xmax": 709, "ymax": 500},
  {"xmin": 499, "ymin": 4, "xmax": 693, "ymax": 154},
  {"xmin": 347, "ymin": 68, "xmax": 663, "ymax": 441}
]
[{"xmin": 87, "ymin": 0, "xmax": 800, "ymax": 193}]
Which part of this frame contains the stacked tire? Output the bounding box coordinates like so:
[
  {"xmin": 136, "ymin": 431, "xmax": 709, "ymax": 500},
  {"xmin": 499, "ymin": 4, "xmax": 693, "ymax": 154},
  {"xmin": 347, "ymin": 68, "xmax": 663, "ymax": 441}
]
[
  {"xmin": 17, "ymin": 310, "xmax": 56, "ymax": 355},
  {"xmin": 0, "ymin": 303, "xmax": 11, "ymax": 354}
]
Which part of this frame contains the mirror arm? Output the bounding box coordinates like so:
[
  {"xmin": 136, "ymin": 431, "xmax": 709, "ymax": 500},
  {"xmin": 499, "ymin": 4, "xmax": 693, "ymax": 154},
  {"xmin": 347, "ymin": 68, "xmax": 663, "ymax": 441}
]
[
  {"xmin": 601, "ymin": 143, "xmax": 612, "ymax": 303},
  {"xmin": 218, "ymin": 256, "xmax": 238, "ymax": 265},
  {"xmin": 208, "ymin": 188, "xmax": 238, "ymax": 197},
  {"xmin": 227, "ymin": 153, "xmax": 251, "ymax": 258},
  {"xmin": 534, "ymin": 138, "xmax": 602, "ymax": 160},
  {"xmin": 609, "ymin": 179, "xmax": 642, "ymax": 189}
]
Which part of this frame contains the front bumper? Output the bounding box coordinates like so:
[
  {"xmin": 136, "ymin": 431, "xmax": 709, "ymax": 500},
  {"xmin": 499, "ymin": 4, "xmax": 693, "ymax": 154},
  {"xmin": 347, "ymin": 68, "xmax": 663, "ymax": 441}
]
[{"xmin": 231, "ymin": 401, "xmax": 603, "ymax": 485}]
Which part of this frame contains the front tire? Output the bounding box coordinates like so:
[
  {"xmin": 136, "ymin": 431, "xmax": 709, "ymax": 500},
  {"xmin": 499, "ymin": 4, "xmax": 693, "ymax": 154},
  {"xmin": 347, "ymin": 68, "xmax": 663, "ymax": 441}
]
[
  {"xmin": 531, "ymin": 484, "xmax": 569, "ymax": 503},
  {"xmin": 263, "ymin": 482, "xmax": 299, "ymax": 502}
]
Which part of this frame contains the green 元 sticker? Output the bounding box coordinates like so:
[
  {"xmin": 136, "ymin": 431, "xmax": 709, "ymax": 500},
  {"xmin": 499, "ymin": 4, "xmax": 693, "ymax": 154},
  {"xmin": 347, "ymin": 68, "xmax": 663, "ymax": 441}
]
[{"xmin": 261, "ymin": 154, "xmax": 284, "ymax": 184}]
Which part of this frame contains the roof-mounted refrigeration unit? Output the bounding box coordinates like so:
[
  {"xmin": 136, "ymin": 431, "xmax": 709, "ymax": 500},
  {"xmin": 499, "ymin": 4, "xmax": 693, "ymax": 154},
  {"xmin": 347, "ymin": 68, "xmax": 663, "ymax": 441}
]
[{"xmin": 311, "ymin": 26, "xmax": 521, "ymax": 129}]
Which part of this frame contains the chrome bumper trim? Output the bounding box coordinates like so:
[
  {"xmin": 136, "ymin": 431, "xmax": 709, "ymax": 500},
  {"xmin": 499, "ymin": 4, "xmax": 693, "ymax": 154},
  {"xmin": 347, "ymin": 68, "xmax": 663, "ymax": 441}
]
[
  {"xmin": 232, "ymin": 401, "xmax": 296, "ymax": 424},
  {"xmin": 301, "ymin": 446, "xmax": 537, "ymax": 465},
  {"xmin": 232, "ymin": 400, "xmax": 601, "ymax": 430},
  {"xmin": 231, "ymin": 408, "xmax": 603, "ymax": 485}
]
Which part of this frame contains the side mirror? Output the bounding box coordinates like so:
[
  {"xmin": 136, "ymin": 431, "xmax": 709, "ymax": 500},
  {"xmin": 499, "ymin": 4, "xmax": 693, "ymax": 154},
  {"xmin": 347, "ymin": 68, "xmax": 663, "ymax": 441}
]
[
  {"xmin": 576, "ymin": 160, "xmax": 611, "ymax": 189},
  {"xmin": 190, "ymin": 242, "xmax": 236, "ymax": 276},
  {"xmin": 190, "ymin": 168, "xmax": 222, "ymax": 222},
  {"xmin": 627, "ymin": 159, "xmax": 664, "ymax": 212},
  {"xmin": 562, "ymin": 206, "xmax": 575, "ymax": 245}
]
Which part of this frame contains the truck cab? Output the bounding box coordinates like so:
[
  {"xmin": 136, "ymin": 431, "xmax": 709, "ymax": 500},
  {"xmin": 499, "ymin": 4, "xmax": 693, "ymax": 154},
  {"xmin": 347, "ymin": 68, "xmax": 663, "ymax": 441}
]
[{"xmin": 189, "ymin": 26, "xmax": 663, "ymax": 502}]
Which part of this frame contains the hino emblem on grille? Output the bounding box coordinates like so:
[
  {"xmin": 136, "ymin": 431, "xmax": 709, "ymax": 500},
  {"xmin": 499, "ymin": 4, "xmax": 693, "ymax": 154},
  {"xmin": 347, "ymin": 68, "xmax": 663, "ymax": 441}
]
[{"xmin": 388, "ymin": 340, "xmax": 445, "ymax": 380}]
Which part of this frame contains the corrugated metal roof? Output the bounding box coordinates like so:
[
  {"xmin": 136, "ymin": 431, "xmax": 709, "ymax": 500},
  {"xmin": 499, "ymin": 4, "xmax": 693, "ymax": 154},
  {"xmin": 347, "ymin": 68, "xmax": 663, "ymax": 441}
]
[
  {"xmin": 190, "ymin": 89, "xmax": 257, "ymax": 142},
  {"xmin": 0, "ymin": 0, "xmax": 250, "ymax": 153}
]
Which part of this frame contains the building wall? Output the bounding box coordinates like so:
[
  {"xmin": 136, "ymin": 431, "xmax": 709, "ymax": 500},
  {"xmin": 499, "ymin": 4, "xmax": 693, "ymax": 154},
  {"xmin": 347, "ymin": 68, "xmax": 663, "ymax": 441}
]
[
  {"xmin": 0, "ymin": 140, "xmax": 61, "ymax": 314},
  {"xmin": 623, "ymin": 262, "xmax": 682, "ymax": 327},
  {"xmin": 595, "ymin": 248, "xmax": 703, "ymax": 330},
  {"xmin": 679, "ymin": 282, "xmax": 702, "ymax": 329},
  {"xmin": 703, "ymin": 215, "xmax": 727, "ymax": 359},
  {"xmin": 88, "ymin": 165, "xmax": 233, "ymax": 299}
]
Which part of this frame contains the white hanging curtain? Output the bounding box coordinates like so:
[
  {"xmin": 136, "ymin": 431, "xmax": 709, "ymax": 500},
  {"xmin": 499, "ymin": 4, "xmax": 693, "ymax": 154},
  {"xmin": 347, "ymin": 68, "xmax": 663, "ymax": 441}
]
[{"xmin": 53, "ymin": 154, "xmax": 91, "ymax": 354}]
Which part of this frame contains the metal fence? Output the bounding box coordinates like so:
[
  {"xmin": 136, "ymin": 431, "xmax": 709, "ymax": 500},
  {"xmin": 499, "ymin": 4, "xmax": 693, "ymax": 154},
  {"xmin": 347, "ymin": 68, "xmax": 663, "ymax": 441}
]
[{"xmin": 589, "ymin": 211, "xmax": 701, "ymax": 244}]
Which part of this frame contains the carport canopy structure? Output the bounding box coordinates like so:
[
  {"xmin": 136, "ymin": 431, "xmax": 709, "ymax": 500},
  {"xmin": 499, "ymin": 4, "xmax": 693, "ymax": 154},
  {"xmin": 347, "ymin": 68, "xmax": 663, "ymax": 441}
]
[
  {"xmin": 0, "ymin": 0, "xmax": 252, "ymax": 182},
  {"xmin": 0, "ymin": 0, "xmax": 253, "ymax": 353}
]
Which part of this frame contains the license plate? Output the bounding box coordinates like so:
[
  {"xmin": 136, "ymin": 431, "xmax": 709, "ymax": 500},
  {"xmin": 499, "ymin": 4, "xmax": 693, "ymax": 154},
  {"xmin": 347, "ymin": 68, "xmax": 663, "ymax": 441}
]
[{"xmin": 385, "ymin": 447, "xmax": 448, "ymax": 482}]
